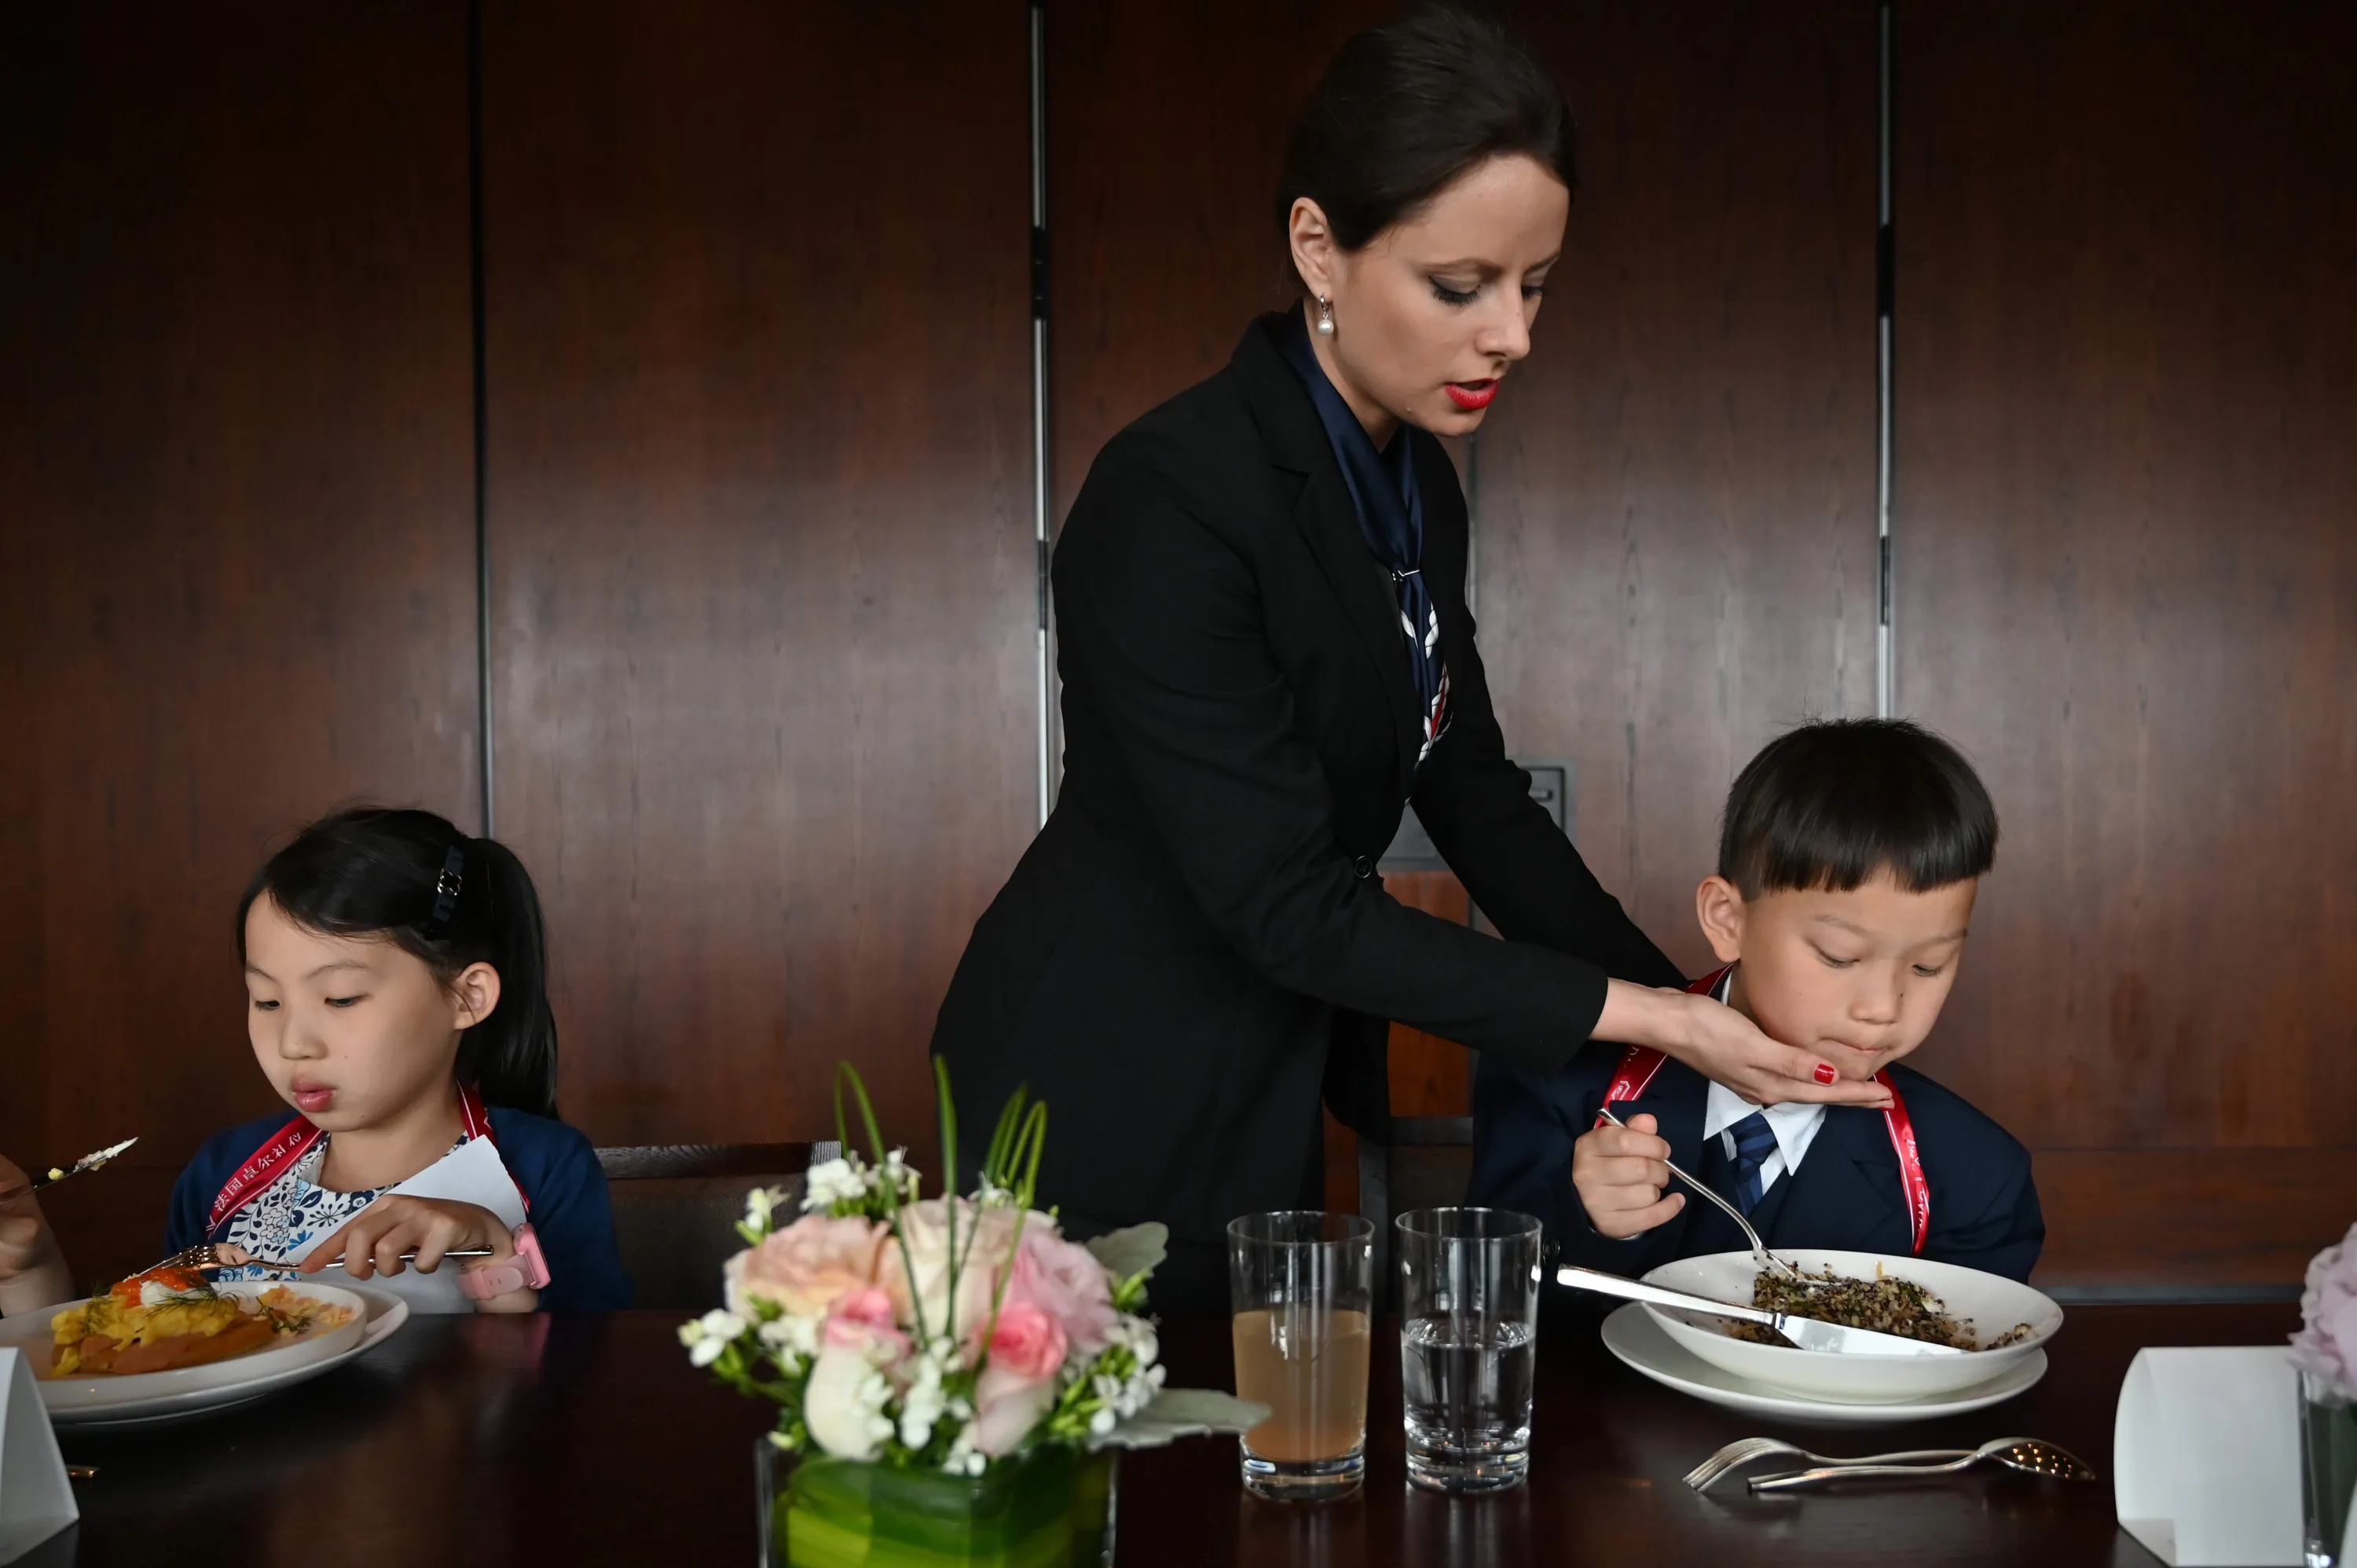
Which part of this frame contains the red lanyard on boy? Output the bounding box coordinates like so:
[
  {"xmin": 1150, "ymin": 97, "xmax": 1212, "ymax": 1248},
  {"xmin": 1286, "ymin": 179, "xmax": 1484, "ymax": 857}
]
[
  {"xmin": 206, "ymin": 1084, "xmax": 524, "ymax": 1237},
  {"xmin": 1596, "ymin": 966, "xmax": 1930, "ymax": 1255}
]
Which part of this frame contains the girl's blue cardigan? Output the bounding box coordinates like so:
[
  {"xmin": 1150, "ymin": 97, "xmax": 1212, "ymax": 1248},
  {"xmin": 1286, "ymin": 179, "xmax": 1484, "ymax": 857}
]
[{"xmin": 165, "ymin": 1105, "xmax": 632, "ymax": 1312}]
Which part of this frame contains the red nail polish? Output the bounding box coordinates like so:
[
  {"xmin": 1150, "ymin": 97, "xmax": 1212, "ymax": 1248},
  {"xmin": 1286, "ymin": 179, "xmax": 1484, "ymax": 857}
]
[{"xmin": 1813, "ymin": 1062, "xmax": 1838, "ymax": 1085}]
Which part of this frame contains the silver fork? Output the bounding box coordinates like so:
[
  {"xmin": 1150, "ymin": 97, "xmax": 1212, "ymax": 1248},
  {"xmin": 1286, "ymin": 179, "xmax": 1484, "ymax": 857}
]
[
  {"xmin": 1684, "ymin": 1435, "xmax": 1972, "ymax": 1492},
  {"xmin": 156, "ymin": 1241, "xmax": 497, "ymax": 1273},
  {"xmin": 1595, "ymin": 1105, "xmax": 1805, "ymax": 1281}
]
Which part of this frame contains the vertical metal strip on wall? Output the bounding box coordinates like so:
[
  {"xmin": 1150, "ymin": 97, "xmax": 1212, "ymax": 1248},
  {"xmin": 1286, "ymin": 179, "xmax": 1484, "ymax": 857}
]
[
  {"xmin": 468, "ymin": 0, "xmax": 496, "ymax": 833},
  {"xmin": 1875, "ymin": 0, "xmax": 1895, "ymax": 720},
  {"xmin": 1030, "ymin": 0, "xmax": 1054, "ymax": 826}
]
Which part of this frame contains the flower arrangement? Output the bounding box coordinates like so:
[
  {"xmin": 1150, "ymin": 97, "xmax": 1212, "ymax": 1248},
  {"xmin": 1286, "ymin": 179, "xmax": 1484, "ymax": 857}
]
[
  {"xmin": 682, "ymin": 1061, "xmax": 1263, "ymax": 1483},
  {"xmin": 2293, "ymin": 1220, "xmax": 2357, "ymax": 1405}
]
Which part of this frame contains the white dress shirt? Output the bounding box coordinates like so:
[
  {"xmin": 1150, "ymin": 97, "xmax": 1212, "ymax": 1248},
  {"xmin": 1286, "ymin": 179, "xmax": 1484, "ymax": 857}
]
[{"xmin": 1698, "ymin": 965, "xmax": 1826, "ymax": 1200}]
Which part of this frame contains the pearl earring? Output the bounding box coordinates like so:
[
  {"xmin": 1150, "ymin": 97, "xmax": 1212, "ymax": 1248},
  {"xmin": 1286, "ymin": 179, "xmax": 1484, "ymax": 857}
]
[{"xmin": 1315, "ymin": 295, "xmax": 1335, "ymax": 336}]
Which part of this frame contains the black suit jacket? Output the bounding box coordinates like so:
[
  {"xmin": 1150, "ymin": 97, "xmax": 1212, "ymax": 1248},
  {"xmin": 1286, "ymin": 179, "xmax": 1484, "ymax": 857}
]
[
  {"xmin": 1467, "ymin": 1052, "xmax": 2046, "ymax": 1283},
  {"xmin": 931, "ymin": 313, "xmax": 1684, "ymax": 1311}
]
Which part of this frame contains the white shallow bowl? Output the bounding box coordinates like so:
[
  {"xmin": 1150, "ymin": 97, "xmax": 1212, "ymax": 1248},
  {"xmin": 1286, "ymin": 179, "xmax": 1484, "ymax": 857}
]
[
  {"xmin": 1599, "ymin": 1303, "xmax": 2048, "ymax": 1425},
  {"xmin": 1638, "ymin": 1249, "xmax": 2063, "ymax": 1405},
  {"xmin": 0, "ymin": 1280, "xmax": 401, "ymax": 1428}
]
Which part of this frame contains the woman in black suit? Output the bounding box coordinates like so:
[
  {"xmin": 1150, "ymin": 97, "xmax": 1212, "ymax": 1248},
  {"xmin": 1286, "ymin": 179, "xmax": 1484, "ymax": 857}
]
[{"xmin": 933, "ymin": 5, "xmax": 1890, "ymax": 1313}]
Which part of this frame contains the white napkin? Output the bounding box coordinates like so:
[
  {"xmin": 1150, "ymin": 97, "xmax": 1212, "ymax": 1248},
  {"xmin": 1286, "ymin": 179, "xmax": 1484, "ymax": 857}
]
[
  {"xmin": 283, "ymin": 1136, "xmax": 528, "ymax": 1315},
  {"xmin": 0, "ymin": 1348, "xmax": 76, "ymax": 1565},
  {"xmin": 2113, "ymin": 1346, "xmax": 2301, "ymax": 1566}
]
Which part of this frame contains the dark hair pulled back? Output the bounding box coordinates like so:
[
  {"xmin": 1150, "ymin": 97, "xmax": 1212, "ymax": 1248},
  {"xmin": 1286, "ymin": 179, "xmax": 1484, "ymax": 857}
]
[
  {"xmin": 1277, "ymin": 3, "xmax": 1576, "ymax": 290},
  {"xmin": 236, "ymin": 806, "xmax": 559, "ymax": 1119}
]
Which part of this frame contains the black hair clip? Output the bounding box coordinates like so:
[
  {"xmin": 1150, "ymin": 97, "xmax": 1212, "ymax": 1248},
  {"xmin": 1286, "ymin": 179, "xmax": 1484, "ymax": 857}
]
[{"xmin": 430, "ymin": 845, "xmax": 465, "ymax": 925}]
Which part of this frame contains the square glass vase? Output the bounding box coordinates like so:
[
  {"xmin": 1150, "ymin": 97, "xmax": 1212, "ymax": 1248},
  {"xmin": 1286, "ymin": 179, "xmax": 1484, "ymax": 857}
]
[
  {"xmin": 756, "ymin": 1440, "xmax": 1116, "ymax": 1568},
  {"xmin": 2304, "ymin": 1372, "xmax": 2357, "ymax": 1568}
]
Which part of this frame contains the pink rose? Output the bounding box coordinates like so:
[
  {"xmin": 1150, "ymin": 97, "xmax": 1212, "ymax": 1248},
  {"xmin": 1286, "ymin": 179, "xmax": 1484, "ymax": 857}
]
[
  {"xmin": 827, "ymin": 1288, "xmax": 902, "ymax": 1342},
  {"xmin": 985, "ymin": 1299, "xmax": 1068, "ymax": 1380},
  {"xmin": 970, "ymin": 1301, "xmax": 1068, "ymax": 1455},
  {"xmin": 729, "ymin": 1214, "xmax": 887, "ymax": 1319},
  {"xmin": 1003, "ymin": 1228, "xmax": 1118, "ymax": 1354}
]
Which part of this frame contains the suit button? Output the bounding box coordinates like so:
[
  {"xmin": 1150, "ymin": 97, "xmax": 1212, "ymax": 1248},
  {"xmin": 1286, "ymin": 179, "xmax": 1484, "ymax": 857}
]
[{"xmin": 1351, "ymin": 855, "xmax": 1373, "ymax": 879}]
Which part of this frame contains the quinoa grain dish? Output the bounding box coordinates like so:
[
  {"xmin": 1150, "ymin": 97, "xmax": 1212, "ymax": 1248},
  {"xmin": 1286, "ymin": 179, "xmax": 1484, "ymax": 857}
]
[{"xmin": 1725, "ymin": 1263, "xmax": 2035, "ymax": 1351}]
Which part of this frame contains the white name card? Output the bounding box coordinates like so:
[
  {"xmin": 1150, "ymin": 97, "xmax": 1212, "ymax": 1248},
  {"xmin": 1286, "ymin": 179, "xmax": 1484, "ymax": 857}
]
[
  {"xmin": 2113, "ymin": 1346, "xmax": 2300, "ymax": 1566},
  {"xmin": 0, "ymin": 1347, "xmax": 76, "ymax": 1566}
]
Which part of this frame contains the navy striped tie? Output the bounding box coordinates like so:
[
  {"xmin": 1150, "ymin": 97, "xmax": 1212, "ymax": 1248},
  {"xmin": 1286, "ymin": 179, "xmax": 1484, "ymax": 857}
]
[{"xmin": 1727, "ymin": 1112, "xmax": 1780, "ymax": 1214}]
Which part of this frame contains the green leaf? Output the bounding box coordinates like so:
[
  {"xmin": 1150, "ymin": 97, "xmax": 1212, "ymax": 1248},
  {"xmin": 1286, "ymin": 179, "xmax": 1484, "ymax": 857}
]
[
  {"xmin": 1082, "ymin": 1222, "xmax": 1168, "ymax": 1282},
  {"xmin": 1091, "ymin": 1388, "xmax": 1272, "ymax": 1451}
]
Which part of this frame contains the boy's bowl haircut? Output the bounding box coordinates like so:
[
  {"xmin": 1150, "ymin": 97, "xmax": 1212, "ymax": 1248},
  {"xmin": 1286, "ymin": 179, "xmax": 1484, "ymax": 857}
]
[{"xmin": 1638, "ymin": 1249, "xmax": 2062, "ymax": 1405}]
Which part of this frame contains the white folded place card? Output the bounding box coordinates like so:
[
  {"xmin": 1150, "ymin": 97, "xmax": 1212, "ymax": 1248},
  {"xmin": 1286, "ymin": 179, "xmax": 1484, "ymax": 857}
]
[
  {"xmin": 0, "ymin": 1347, "xmax": 77, "ymax": 1566},
  {"xmin": 2114, "ymin": 1346, "xmax": 2300, "ymax": 1566}
]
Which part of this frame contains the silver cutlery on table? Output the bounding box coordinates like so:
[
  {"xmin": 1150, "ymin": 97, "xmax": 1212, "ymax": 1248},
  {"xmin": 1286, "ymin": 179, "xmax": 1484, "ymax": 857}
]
[
  {"xmin": 1555, "ymin": 1265, "xmax": 1968, "ymax": 1357},
  {"xmin": 157, "ymin": 1240, "xmax": 498, "ymax": 1273},
  {"xmin": 1686, "ymin": 1435, "xmax": 1974, "ymax": 1492},
  {"xmin": 27, "ymin": 1138, "xmax": 138, "ymax": 1191},
  {"xmin": 1593, "ymin": 1106, "xmax": 1805, "ymax": 1283},
  {"xmin": 1745, "ymin": 1436, "xmax": 2098, "ymax": 1491}
]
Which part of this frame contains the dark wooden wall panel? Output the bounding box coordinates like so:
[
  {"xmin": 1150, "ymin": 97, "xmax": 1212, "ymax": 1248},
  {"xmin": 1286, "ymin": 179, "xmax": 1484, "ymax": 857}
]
[
  {"xmin": 0, "ymin": 5, "xmax": 478, "ymax": 1286},
  {"xmin": 1895, "ymin": 2, "xmax": 2357, "ymax": 1287},
  {"xmin": 1478, "ymin": 2, "xmax": 1881, "ymax": 979},
  {"xmin": 480, "ymin": 2, "xmax": 1036, "ymax": 1148},
  {"xmin": 1047, "ymin": 0, "xmax": 1393, "ymax": 523}
]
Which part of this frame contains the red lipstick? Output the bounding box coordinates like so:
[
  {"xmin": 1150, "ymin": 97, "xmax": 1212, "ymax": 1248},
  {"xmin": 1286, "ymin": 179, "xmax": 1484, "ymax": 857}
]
[{"xmin": 1445, "ymin": 379, "xmax": 1497, "ymax": 411}]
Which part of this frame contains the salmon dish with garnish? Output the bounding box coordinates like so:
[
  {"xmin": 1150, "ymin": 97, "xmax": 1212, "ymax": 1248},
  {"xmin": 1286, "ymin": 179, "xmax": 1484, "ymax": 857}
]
[{"xmin": 46, "ymin": 1265, "xmax": 356, "ymax": 1377}]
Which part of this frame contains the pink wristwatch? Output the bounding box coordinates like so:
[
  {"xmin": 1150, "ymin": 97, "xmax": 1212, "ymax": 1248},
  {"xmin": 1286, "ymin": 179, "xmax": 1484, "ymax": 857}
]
[{"xmin": 460, "ymin": 1223, "xmax": 552, "ymax": 1302}]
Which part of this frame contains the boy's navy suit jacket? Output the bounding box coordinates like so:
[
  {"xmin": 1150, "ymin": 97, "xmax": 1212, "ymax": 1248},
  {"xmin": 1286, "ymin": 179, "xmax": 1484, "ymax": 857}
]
[{"xmin": 1468, "ymin": 1050, "xmax": 2045, "ymax": 1284}]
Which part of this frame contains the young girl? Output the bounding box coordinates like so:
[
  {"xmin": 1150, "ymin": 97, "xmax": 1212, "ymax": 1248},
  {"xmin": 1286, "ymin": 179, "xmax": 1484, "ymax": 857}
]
[{"xmin": 0, "ymin": 807, "xmax": 629, "ymax": 1316}]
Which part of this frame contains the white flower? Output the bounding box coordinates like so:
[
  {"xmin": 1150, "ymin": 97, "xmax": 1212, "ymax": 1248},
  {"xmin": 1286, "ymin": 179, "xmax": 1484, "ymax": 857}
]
[
  {"xmin": 805, "ymin": 1339, "xmax": 896, "ymax": 1460},
  {"xmin": 943, "ymin": 1421, "xmax": 988, "ymax": 1476},
  {"xmin": 801, "ymin": 1157, "xmax": 867, "ymax": 1212},
  {"xmin": 879, "ymin": 1148, "xmax": 922, "ymax": 1201},
  {"xmin": 899, "ymin": 1349, "xmax": 950, "ymax": 1449},
  {"xmin": 1089, "ymin": 1407, "xmax": 1116, "ymax": 1436},
  {"xmin": 756, "ymin": 1312, "xmax": 819, "ymax": 1372},
  {"xmin": 680, "ymin": 1309, "xmax": 747, "ymax": 1368}
]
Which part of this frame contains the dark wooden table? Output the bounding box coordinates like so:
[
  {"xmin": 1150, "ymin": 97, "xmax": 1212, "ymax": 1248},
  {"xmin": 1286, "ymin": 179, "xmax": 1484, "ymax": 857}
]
[{"xmin": 27, "ymin": 1299, "xmax": 2296, "ymax": 1566}]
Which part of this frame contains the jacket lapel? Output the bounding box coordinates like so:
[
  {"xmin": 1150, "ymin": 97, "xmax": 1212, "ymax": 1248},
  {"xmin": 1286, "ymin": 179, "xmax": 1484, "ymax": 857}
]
[
  {"xmin": 1765, "ymin": 1107, "xmax": 1913, "ymax": 1256},
  {"xmin": 1229, "ymin": 316, "xmax": 1423, "ymax": 778}
]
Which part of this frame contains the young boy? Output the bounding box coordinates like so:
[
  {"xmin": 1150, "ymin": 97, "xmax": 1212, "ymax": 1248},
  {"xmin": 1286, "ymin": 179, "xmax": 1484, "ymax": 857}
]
[{"xmin": 1467, "ymin": 719, "xmax": 2044, "ymax": 1283}]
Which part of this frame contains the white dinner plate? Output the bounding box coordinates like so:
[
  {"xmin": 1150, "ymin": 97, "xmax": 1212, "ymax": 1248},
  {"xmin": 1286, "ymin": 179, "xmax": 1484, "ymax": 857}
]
[
  {"xmin": 1599, "ymin": 1302, "xmax": 2047, "ymax": 1426},
  {"xmin": 1, "ymin": 1281, "xmax": 409, "ymax": 1430}
]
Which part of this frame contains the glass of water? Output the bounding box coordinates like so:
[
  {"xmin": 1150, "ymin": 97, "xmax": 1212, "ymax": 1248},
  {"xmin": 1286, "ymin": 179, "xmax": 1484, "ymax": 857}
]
[
  {"xmin": 1227, "ymin": 1211, "xmax": 1375, "ymax": 1501},
  {"xmin": 1395, "ymin": 1207, "xmax": 1543, "ymax": 1493}
]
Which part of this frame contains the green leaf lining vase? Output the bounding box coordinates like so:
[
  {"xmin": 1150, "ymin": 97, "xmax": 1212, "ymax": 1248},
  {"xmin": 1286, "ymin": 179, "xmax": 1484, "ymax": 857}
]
[{"xmin": 761, "ymin": 1444, "xmax": 1116, "ymax": 1568}]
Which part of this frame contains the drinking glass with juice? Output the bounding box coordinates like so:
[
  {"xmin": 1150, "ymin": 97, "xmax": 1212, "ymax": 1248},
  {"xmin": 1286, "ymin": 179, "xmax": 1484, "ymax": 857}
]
[{"xmin": 1226, "ymin": 1211, "xmax": 1374, "ymax": 1501}]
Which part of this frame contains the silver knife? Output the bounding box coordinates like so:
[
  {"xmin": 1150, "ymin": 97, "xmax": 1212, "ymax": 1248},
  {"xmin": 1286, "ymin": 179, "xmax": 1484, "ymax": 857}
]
[{"xmin": 1556, "ymin": 1264, "xmax": 1967, "ymax": 1357}]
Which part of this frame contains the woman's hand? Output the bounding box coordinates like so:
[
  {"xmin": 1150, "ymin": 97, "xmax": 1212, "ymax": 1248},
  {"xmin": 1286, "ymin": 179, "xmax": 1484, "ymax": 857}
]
[
  {"xmin": 1593, "ymin": 980, "xmax": 1893, "ymax": 1108},
  {"xmin": 0, "ymin": 1154, "xmax": 78, "ymax": 1315},
  {"xmin": 1571, "ymin": 1113, "xmax": 1685, "ymax": 1239},
  {"xmin": 303, "ymin": 1196, "xmax": 535, "ymax": 1312}
]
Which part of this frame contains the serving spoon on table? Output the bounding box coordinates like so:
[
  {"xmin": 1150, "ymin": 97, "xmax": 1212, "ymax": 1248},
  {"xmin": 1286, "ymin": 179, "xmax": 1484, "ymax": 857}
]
[{"xmin": 1593, "ymin": 1105, "xmax": 1806, "ymax": 1283}]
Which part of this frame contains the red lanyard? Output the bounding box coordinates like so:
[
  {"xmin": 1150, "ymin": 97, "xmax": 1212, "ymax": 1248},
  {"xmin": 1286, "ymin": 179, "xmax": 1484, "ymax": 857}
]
[
  {"xmin": 208, "ymin": 1083, "xmax": 515, "ymax": 1236},
  {"xmin": 1597, "ymin": 967, "xmax": 1929, "ymax": 1255}
]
